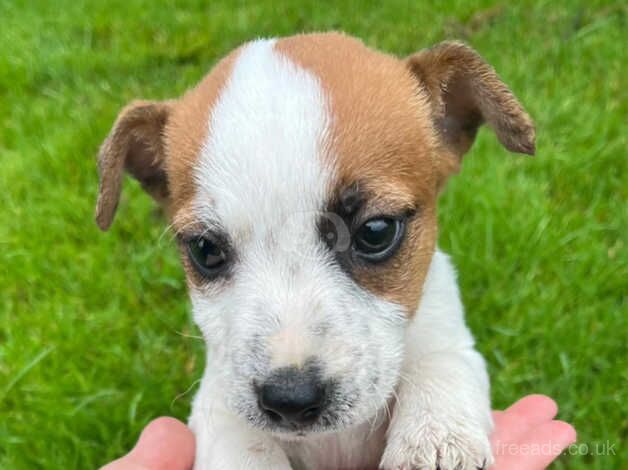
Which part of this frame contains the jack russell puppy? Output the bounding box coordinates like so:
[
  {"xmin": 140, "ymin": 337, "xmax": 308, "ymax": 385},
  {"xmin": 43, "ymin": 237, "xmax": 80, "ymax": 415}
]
[{"xmin": 96, "ymin": 32, "xmax": 535, "ymax": 470}]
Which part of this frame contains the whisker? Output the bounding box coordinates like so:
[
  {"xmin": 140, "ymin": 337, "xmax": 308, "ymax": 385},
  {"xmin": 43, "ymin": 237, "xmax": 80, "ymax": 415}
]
[
  {"xmin": 170, "ymin": 378, "xmax": 202, "ymax": 408},
  {"xmin": 175, "ymin": 329, "xmax": 204, "ymax": 341},
  {"xmin": 158, "ymin": 222, "xmax": 177, "ymax": 245}
]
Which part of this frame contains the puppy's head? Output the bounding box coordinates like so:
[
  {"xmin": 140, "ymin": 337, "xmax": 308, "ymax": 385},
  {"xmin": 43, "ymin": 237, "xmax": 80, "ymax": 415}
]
[{"xmin": 96, "ymin": 33, "xmax": 534, "ymax": 436}]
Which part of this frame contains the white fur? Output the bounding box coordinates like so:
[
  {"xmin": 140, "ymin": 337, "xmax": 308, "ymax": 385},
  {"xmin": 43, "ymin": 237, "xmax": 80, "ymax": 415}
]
[{"xmin": 187, "ymin": 39, "xmax": 492, "ymax": 470}]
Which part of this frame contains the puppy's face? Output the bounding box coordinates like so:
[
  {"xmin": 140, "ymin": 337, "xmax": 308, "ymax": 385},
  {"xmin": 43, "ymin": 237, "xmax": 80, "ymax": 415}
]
[{"xmin": 96, "ymin": 33, "xmax": 534, "ymax": 436}]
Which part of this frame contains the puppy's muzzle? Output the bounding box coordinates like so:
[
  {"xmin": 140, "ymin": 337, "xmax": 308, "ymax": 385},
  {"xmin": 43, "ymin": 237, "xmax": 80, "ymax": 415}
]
[{"xmin": 257, "ymin": 364, "xmax": 328, "ymax": 428}]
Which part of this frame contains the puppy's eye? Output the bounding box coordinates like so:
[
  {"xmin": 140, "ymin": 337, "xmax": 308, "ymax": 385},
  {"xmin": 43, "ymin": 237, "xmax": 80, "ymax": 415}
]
[
  {"xmin": 353, "ymin": 217, "xmax": 404, "ymax": 262},
  {"xmin": 187, "ymin": 236, "xmax": 227, "ymax": 276}
]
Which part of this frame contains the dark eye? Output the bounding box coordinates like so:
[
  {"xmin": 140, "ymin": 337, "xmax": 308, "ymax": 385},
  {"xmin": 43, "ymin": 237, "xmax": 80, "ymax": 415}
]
[
  {"xmin": 187, "ymin": 236, "xmax": 228, "ymax": 277},
  {"xmin": 353, "ymin": 217, "xmax": 404, "ymax": 262}
]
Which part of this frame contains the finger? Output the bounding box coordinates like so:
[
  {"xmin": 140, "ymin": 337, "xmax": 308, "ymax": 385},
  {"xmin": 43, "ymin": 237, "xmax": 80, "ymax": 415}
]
[
  {"xmin": 491, "ymin": 410, "xmax": 504, "ymax": 420},
  {"xmin": 491, "ymin": 395, "xmax": 558, "ymax": 446},
  {"xmin": 492, "ymin": 419, "xmax": 576, "ymax": 470},
  {"xmin": 101, "ymin": 417, "xmax": 195, "ymax": 470}
]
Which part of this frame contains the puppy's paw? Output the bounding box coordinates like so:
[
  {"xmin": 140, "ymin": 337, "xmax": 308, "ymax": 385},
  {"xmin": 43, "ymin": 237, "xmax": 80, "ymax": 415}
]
[{"xmin": 379, "ymin": 420, "xmax": 493, "ymax": 470}]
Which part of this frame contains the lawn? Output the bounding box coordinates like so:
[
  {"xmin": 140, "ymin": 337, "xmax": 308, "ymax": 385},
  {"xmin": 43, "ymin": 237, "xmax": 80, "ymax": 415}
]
[{"xmin": 1, "ymin": 0, "xmax": 626, "ymax": 468}]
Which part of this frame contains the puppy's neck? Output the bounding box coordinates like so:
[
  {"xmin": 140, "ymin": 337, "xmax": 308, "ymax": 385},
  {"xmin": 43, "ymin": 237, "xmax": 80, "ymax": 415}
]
[{"xmin": 279, "ymin": 413, "xmax": 388, "ymax": 470}]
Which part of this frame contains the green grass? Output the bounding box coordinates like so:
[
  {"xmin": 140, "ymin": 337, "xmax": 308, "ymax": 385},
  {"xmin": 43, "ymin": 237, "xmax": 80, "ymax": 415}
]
[{"xmin": 1, "ymin": 1, "xmax": 626, "ymax": 468}]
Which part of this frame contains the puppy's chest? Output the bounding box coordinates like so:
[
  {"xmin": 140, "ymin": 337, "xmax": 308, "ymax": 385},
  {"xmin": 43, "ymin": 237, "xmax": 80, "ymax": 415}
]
[{"xmin": 279, "ymin": 418, "xmax": 388, "ymax": 470}]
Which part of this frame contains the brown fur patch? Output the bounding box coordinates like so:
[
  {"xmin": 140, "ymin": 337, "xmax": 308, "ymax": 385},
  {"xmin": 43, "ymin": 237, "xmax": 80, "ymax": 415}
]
[{"xmin": 276, "ymin": 33, "xmax": 440, "ymax": 314}]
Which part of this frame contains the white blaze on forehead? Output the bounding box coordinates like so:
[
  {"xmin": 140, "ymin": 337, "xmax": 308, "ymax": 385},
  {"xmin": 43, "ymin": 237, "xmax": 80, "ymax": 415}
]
[{"xmin": 195, "ymin": 38, "xmax": 333, "ymax": 239}]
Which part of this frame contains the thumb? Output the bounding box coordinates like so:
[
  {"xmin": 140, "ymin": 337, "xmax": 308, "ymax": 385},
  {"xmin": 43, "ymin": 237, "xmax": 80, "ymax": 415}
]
[{"xmin": 101, "ymin": 417, "xmax": 195, "ymax": 470}]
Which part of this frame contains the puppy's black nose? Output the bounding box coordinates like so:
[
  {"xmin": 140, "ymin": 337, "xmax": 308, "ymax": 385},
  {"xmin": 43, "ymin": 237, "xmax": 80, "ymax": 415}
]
[{"xmin": 258, "ymin": 366, "xmax": 325, "ymax": 426}]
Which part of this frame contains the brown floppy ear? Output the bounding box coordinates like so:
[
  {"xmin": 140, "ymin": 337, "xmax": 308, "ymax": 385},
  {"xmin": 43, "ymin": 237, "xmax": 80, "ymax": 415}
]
[
  {"xmin": 406, "ymin": 42, "xmax": 535, "ymax": 179},
  {"xmin": 95, "ymin": 100, "xmax": 172, "ymax": 231}
]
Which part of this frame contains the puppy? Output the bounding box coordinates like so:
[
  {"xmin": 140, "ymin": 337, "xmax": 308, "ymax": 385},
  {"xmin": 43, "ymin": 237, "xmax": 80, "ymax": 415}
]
[{"xmin": 96, "ymin": 32, "xmax": 534, "ymax": 470}]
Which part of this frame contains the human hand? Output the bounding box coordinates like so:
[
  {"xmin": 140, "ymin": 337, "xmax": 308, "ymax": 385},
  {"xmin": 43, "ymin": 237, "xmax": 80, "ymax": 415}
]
[
  {"xmin": 100, "ymin": 417, "xmax": 195, "ymax": 470},
  {"xmin": 101, "ymin": 395, "xmax": 576, "ymax": 470},
  {"xmin": 490, "ymin": 394, "xmax": 577, "ymax": 469}
]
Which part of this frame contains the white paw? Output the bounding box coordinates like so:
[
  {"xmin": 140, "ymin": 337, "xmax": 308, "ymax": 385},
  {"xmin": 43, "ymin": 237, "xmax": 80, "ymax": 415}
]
[{"xmin": 380, "ymin": 419, "xmax": 493, "ymax": 470}]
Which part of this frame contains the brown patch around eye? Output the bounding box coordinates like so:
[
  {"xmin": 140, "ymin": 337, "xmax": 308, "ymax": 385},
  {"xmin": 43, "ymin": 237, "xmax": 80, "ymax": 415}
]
[
  {"xmin": 318, "ymin": 180, "xmax": 436, "ymax": 316},
  {"xmin": 351, "ymin": 204, "xmax": 437, "ymax": 314}
]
